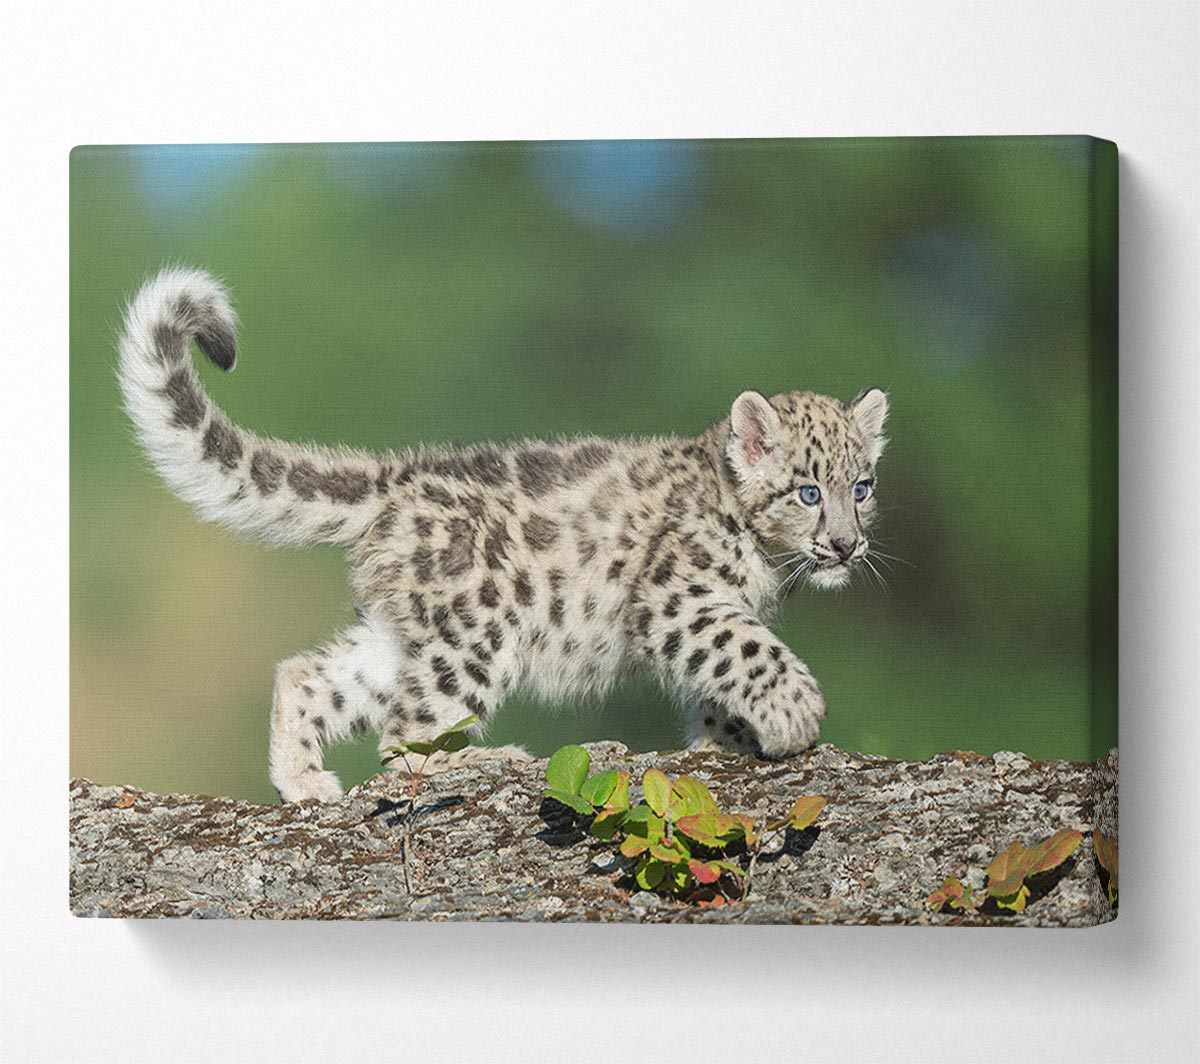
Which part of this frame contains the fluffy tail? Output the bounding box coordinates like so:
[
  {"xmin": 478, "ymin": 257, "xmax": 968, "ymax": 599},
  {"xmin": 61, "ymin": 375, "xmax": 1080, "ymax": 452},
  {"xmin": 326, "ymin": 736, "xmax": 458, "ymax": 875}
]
[{"xmin": 118, "ymin": 267, "xmax": 388, "ymax": 547}]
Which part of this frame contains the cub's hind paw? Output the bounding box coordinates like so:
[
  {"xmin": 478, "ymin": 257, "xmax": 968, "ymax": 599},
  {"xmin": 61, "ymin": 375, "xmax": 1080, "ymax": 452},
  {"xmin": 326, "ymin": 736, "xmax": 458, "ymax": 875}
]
[{"xmin": 277, "ymin": 768, "xmax": 345, "ymax": 804}]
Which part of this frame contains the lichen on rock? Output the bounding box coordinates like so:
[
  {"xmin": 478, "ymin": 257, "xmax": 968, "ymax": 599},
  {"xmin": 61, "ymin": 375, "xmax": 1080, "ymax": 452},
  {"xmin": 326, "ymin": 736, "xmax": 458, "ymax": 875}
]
[{"xmin": 69, "ymin": 743, "xmax": 1117, "ymax": 925}]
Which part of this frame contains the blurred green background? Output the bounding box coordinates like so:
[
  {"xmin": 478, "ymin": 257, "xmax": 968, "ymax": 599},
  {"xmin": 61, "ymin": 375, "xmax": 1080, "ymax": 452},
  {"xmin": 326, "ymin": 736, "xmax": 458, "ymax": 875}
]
[{"xmin": 70, "ymin": 137, "xmax": 1116, "ymax": 802}]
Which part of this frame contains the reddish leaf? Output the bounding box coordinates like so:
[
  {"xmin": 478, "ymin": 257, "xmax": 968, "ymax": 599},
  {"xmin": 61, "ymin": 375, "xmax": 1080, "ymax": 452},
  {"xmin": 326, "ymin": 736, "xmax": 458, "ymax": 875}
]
[
  {"xmin": 676, "ymin": 814, "xmax": 750, "ymax": 847},
  {"xmin": 688, "ymin": 859, "xmax": 721, "ymax": 885},
  {"xmin": 985, "ymin": 841, "xmax": 1034, "ymax": 898},
  {"xmin": 1024, "ymin": 828, "xmax": 1083, "ymax": 875},
  {"xmin": 767, "ymin": 795, "xmax": 827, "ymax": 832}
]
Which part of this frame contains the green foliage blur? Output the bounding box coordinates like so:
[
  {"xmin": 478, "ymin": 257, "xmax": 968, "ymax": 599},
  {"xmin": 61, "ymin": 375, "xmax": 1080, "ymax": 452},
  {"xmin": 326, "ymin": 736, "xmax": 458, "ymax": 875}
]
[{"xmin": 70, "ymin": 137, "xmax": 1116, "ymax": 802}]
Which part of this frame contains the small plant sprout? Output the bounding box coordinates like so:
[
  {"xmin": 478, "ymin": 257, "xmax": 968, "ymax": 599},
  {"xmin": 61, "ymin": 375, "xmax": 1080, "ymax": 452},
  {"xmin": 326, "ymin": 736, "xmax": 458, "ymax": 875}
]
[
  {"xmin": 1092, "ymin": 829, "xmax": 1119, "ymax": 908},
  {"xmin": 380, "ymin": 714, "xmax": 479, "ymax": 891},
  {"xmin": 927, "ymin": 827, "xmax": 1083, "ymax": 915},
  {"xmin": 926, "ymin": 877, "xmax": 974, "ymax": 913},
  {"xmin": 543, "ymin": 745, "xmax": 826, "ymax": 904}
]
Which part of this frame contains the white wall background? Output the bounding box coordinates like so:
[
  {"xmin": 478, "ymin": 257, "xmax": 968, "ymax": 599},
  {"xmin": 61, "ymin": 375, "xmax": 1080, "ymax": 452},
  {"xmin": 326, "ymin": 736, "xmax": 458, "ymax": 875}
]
[{"xmin": 3, "ymin": 2, "xmax": 1197, "ymax": 1061}]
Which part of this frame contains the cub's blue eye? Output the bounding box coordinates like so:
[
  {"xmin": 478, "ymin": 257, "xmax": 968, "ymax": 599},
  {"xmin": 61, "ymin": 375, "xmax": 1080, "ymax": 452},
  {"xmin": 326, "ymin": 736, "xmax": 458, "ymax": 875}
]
[
  {"xmin": 798, "ymin": 485, "xmax": 821, "ymax": 505},
  {"xmin": 853, "ymin": 480, "xmax": 872, "ymax": 502}
]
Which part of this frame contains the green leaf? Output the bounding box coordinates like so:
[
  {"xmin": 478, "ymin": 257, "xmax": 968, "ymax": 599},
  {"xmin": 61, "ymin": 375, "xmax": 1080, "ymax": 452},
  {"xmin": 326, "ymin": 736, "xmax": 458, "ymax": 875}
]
[
  {"xmin": 993, "ymin": 885, "xmax": 1030, "ymax": 913},
  {"xmin": 543, "ymin": 788, "xmax": 596, "ymax": 816},
  {"xmin": 671, "ymin": 775, "xmax": 719, "ymax": 818},
  {"xmin": 590, "ymin": 808, "xmax": 625, "ymax": 841},
  {"xmin": 445, "ymin": 715, "xmax": 479, "ymax": 733},
  {"xmin": 642, "ymin": 769, "xmax": 672, "ymax": 816},
  {"xmin": 431, "ymin": 730, "xmax": 470, "ymax": 754},
  {"xmin": 621, "ymin": 803, "xmax": 654, "ymax": 824},
  {"xmin": 649, "ymin": 841, "xmax": 687, "ymax": 865},
  {"xmin": 545, "ymin": 745, "xmax": 590, "ymax": 795},
  {"xmin": 1024, "ymin": 828, "xmax": 1083, "ymax": 875},
  {"xmin": 399, "ymin": 740, "xmax": 437, "ymax": 757},
  {"xmin": 635, "ymin": 857, "xmax": 667, "ymax": 890},
  {"xmin": 580, "ymin": 769, "xmax": 619, "ymax": 807}
]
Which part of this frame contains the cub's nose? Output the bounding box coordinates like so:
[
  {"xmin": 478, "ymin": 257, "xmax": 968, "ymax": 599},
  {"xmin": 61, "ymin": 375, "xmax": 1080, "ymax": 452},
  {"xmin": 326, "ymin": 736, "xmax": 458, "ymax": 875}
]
[{"xmin": 831, "ymin": 536, "xmax": 857, "ymax": 560}]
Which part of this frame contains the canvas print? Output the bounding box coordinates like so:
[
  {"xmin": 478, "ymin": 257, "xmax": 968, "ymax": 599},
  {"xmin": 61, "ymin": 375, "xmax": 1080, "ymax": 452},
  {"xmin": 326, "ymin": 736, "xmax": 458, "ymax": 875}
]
[{"xmin": 70, "ymin": 136, "xmax": 1117, "ymax": 923}]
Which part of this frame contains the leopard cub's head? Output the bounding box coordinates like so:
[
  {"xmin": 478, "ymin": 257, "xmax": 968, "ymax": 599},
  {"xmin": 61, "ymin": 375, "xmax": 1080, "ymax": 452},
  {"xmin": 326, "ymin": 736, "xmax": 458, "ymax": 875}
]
[{"xmin": 724, "ymin": 387, "xmax": 889, "ymax": 589}]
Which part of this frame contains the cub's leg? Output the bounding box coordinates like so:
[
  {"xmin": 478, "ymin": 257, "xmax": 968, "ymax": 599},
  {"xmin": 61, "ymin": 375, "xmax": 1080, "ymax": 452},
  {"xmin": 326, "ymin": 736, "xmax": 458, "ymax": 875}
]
[
  {"xmin": 269, "ymin": 617, "xmax": 403, "ymax": 802},
  {"xmin": 637, "ymin": 598, "xmax": 826, "ymax": 759},
  {"xmin": 376, "ymin": 644, "xmax": 531, "ymax": 776}
]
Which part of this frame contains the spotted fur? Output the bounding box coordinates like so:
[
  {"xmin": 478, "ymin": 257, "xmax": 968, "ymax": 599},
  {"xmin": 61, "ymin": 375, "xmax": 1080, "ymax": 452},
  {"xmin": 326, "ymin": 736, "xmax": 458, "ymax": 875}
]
[{"xmin": 119, "ymin": 268, "xmax": 889, "ymax": 802}]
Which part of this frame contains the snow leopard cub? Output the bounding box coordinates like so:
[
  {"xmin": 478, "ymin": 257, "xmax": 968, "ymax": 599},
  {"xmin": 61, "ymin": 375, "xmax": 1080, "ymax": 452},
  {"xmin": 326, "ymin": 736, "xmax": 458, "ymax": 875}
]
[{"xmin": 119, "ymin": 268, "xmax": 889, "ymax": 802}]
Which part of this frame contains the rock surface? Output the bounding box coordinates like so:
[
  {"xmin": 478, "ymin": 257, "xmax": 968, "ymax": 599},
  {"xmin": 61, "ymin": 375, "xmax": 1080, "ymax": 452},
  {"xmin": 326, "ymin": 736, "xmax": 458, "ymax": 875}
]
[{"xmin": 70, "ymin": 744, "xmax": 1118, "ymax": 925}]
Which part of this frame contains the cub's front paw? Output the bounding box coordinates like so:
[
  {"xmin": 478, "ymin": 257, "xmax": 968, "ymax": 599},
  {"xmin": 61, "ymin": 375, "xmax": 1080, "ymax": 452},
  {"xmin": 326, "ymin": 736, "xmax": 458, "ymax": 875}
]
[{"xmin": 753, "ymin": 672, "xmax": 826, "ymax": 759}]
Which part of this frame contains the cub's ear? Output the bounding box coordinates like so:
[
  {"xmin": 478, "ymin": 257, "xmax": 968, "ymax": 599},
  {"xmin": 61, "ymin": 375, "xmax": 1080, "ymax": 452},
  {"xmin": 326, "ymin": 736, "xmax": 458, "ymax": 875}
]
[
  {"xmin": 848, "ymin": 387, "xmax": 889, "ymax": 463},
  {"xmin": 727, "ymin": 391, "xmax": 783, "ymax": 479}
]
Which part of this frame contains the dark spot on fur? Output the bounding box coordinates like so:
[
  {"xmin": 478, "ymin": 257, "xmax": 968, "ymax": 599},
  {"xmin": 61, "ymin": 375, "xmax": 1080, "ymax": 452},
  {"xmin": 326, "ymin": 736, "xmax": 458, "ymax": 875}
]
[
  {"xmin": 421, "ymin": 482, "xmax": 455, "ymax": 508},
  {"xmin": 514, "ymin": 570, "xmax": 535, "ymax": 607},
  {"xmin": 250, "ymin": 449, "xmax": 286, "ymax": 495},
  {"xmin": 483, "ymin": 522, "xmax": 513, "ymax": 569},
  {"xmin": 741, "ymin": 640, "xmax": 760, "ymax": 659},
  {"xmin": 159, "ymin": 368, "xmax": 206, "ymax": 429},
  {"xmin": 440, "ymin": 518, "xmax": 475, "ymax": 576},
  {"xmin": 451, "ymin": 591, "xmax": 477, "ymax": 629},
  {"xmin": 522, "ymin": 513, "xmax": 561, "ymax": 551},
  {"xmin": 651, "ymin": 554, "xmax": 676, "ymax": 585},
  {"xmin": 485, "ymin": 621, "xmax": 504, "ymax": 651},
  {"xmin": 713, "ymin": 657, "xmax": 732, "ymax": 678},
  {"xmin": 689, "ymin": 615, "xmax": 716, "ymax": 634},
  {"xmin": 414, "ymin": 515, "xmax": 434, "ymax": 538},
  {"xmin": 431, "ymin": 656, "xmax": 459, "ymax": 696},
  {"xmin": 713, "ymin": 629, "xmax": 733, "ymax": 649},
  {"xmin": 409, "ymin": 591, "xmax": 429, "ymax": 626},
  {"xmin": 478, "ymin": 578, "xmax": 500, "ymax": 608},
  {"xmin": 332, "ymin": 691, "xmax": 345, "ymax": 711},
  {"xmin": 288, "ymin": 461, "xmax": 371, "ymax": 504},
  {"xmin": 416, "ymin": 707, "xmax": 436, "ymax": 725},
  {"xmin": 195, "ymin": 319, "xmax": 237, "ymax": 371},
  {"xmin": 412, "ymin": 547, "xmax": 436, "ymax": 584},
  {"xmin": 607, "ymin": 559, "xmax": 626, "ymax": 582},
  {"xmin": 662, "ymin": 630, "xmax": 682, "ymax": 659},
  {"xmin": 685, "ymin": 648, "xmax": 709, "ymax": 675},
  {"xmin": 549, "ymin": 596, "xmax": 565, "ymax": 626},
  {"xmin": 312, "ymin": 715, "xmax": 326, "ymax": 730},
  {"xmin": 464, "ymin": 660, "xmax": 490, "ymax": 687},
  {"xmin": 515, "ymin": 448, "xmax": 563, "ymax": 497}
]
